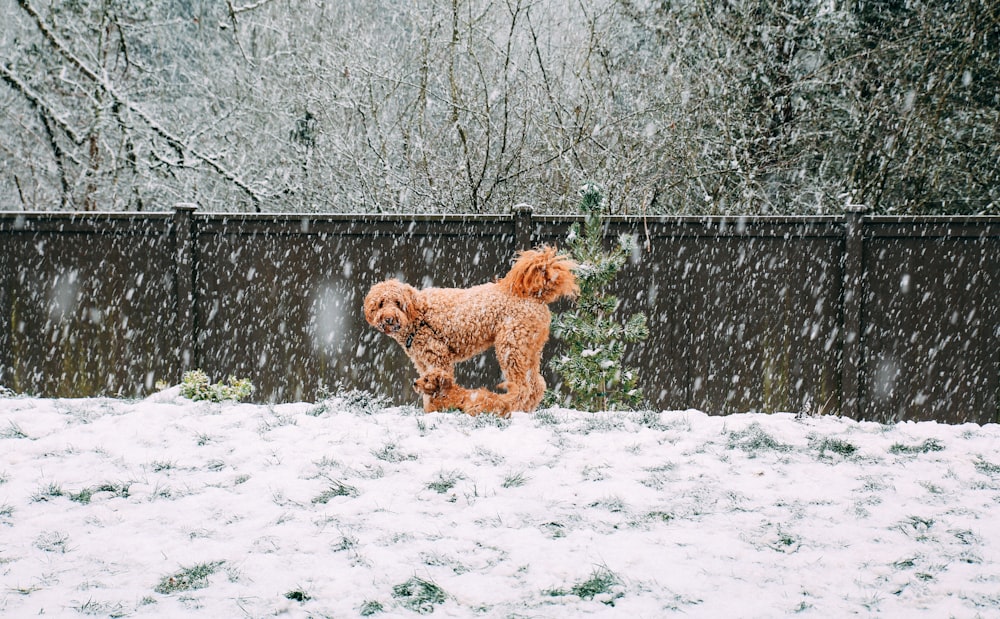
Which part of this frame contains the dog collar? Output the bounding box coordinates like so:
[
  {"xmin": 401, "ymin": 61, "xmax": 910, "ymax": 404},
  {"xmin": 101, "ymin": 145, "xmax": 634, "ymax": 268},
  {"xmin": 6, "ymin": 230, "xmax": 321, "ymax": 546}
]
[{"xmin": 404, "ymin": 320, "xmax": 436, "ymax": 349}]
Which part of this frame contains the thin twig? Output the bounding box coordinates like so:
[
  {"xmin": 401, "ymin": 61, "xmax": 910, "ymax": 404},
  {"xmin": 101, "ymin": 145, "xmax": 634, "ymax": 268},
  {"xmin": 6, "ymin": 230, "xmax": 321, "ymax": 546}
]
[{"xmin": 17, "ymin": 0, "xmax": 268, "ymax": 210}]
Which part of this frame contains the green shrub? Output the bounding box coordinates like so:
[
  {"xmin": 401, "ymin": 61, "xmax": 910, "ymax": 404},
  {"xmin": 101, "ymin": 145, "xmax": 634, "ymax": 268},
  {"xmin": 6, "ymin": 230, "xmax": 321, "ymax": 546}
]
[
  {"xmin": 179, "ymin": 370, "xmax": 254, "ymax": 402},
  {"xmin": 549, "ymin": 183, "xmax": 648, "ymax": 411}
]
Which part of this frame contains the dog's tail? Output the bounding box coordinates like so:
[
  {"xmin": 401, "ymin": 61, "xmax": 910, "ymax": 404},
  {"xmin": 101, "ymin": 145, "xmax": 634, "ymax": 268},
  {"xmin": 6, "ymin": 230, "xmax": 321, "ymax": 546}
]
[{"xmin": 499, "ymin": 246, "xmax": 579, "ymax": 304}]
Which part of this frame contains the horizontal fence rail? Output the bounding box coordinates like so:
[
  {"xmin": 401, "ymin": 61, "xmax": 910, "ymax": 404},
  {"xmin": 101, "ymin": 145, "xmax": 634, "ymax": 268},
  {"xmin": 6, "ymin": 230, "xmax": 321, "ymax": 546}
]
[{"xmin": 1, "ymin": 206, "xmax": 997, "ymax": 424}]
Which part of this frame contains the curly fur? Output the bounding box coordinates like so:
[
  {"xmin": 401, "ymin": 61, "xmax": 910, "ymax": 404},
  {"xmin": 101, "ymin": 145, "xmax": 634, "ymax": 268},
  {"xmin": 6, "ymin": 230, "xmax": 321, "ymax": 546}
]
[{"xmin": 363, "ymin": 246, "xmax": 577, "ymax": 417}]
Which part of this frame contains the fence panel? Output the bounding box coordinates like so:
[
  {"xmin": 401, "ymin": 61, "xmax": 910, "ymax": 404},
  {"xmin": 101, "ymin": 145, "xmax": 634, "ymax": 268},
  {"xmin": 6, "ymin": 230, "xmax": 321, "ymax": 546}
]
[
  {"xmin": 0, "ymin": 214, "xmax": 179, "ymax": 396},
  {"xmin": 1, "ymin": 208, "xmax": 997, "ymax": 424},
  {"xmin": 861, "ymin": 219, "xmax": 1000, "ymax": 423},
  {"xmin": 593, "ymin": 219, "xmax": 845, "ymax": 416}
]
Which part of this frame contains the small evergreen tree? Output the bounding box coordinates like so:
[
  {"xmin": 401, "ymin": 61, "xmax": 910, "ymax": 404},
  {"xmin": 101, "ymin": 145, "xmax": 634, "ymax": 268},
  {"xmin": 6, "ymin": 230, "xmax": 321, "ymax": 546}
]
[{"xmin": 550, "ymin": 183, "xmax": 649, "ymax": 411}]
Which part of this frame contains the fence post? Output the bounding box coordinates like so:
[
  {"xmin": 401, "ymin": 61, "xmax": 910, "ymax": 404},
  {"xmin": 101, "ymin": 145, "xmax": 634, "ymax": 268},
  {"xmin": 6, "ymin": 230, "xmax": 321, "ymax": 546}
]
[
  {"xmin": 841, "ymin": 204, "xmax": 867, "ymax": 419},
  {"xmin": 173, "ymin": 203, "xmax": 197, "ymax": 375},
  {"xmin": 512, "ymin": 203, "xmax": 534, "ymax": 250}
]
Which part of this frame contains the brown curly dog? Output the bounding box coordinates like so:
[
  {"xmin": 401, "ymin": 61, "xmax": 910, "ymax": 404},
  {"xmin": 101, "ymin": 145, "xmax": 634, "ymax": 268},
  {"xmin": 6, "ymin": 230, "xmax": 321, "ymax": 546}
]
[{"xmin": 363, "ymin": 246, "xmax": 578, "ymax": 417}]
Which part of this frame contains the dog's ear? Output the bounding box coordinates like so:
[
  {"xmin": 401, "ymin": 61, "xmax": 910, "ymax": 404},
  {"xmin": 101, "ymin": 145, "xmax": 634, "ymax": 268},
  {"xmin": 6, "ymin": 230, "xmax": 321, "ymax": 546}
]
[
  {"xmin": 400, "ymin": 284, "xmax": 425, "ymax": 320},
  {"xmin": 362, "ymin": 280, "xmax": 388, "ymax": 324}
]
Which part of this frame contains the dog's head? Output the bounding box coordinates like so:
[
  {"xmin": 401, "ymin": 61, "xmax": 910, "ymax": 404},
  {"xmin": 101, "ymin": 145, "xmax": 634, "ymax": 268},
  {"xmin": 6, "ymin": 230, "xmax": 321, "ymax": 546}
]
[{"xmin": 363, "ymin": 279, "xmax": 422, "ymax": 336}]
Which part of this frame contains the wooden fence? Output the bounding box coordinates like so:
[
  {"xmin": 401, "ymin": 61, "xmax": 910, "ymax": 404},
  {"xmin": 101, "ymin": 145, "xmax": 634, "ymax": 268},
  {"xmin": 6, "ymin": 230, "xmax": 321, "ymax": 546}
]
[{"xmin": 1, "ymin": 205, "xmax": 997, "ymax": 424}]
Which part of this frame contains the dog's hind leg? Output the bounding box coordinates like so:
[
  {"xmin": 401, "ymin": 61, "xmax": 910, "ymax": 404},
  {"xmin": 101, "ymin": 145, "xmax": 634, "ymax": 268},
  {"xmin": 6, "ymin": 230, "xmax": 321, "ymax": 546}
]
[
  {"xmin": 518, "ymin": 368, "xmax": 547, "ymax": 412},
  {"xmin": 492, "ymin": 332, "xmax": 547, "ymax": 414}
]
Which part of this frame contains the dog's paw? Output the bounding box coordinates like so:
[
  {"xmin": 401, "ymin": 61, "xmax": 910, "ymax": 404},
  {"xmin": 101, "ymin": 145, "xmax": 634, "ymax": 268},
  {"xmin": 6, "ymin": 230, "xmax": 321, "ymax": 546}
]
[{"xmin": 413, "ymin": 372, "xmax": 454, "ymax": 396}]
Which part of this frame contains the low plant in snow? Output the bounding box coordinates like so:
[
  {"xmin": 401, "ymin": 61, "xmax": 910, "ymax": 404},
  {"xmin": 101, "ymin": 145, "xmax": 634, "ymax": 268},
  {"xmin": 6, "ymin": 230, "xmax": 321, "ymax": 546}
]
[
  {"xmin": 257, "ymin": 410, "xmax": 297, "ymax": 433},
  {"xmin": 727, "ymin": 423, "xmax": 792, "ymax": 455},
  {"xmin": 284, "ymin": 588, "xmax": 311, "ymax": 602},
  {"xmin": 768, "ymin": 527, "xmax": 802, "ymax": 553},
  {"xmin": 546, "ymin": 566, "xmax": 625, "ymax": 606},
  {"xmin": 334, "ymin": 388, "xmax": 391, "ymax": 416},
  {"xmin": 894, "ymin": 515, "xmax": 934, "ymax": 541},
  {"xmin": 811, "ymin": 436, "xmax": 858, "ymax": 458},
  {"xmin": 645, "ymin": 510, "xmax": 674, "ymax": 523},
  {"xmin": 149, "ymin": 460, "xmax": 176, "ymax": 472},
  {"xmin": 889, "ymin": 439, "xmax": 945, "ymax": 454},
  {"xmin": 532, "ymin": 409, "xmax": 561, "ymax": 426},
  {"xmin": 633, "ymin": 409, "xmax": 667, "ymax": 430},
  {"xmin": 73, "ymin": 599, "xmax": 126, "ymax": 616},
  {"xmin": 155, "ymin": 561, "xmax": 225, "ymax": 594},
  {"xmin": 974, "ymin": 457, "xmax": 1000, "ymax": 476},
  {"xmin": 501, "ymin": 471, "xmax": 530, "ymax": 488},
  {"xmin": 391, "ymin": 576, "xmax": 446, "ymax": 614},
  {"xmin": 426, "ymin": 470, "xmax": 464, "ymax": 494},
  {"xmin": 371, "ymin": 442, "xmax": 417, "ymax": 463},
  {"xmin": 179, "ymin": 370, "xmax": 254, "ymax": 403},
  {"xmin": 1, "ymin": 420, "xmax": 27, "ymax": 439},
  {"xmin": 69, "ymin": 481, "xmax": 131, "ymax": 504},
  {"xmin": 359, "ymin": 599, "xmax": 385, "ymax": 616},
  {"xmin": 458, "ymin": 413, "xmax": 511, "ymax": 430},
  {"xmin": 30, "ymin": 483, "xmax": 64, "ymax": 502},
  {"xmin": 34, "ymin": 530, "xmax": 72, "ymax": 553},
  {"xmin": 332, "ymin": 534, "xmax": 359, "ymax": 553},
  {"xmin": 312, "ymin": 478, "xmax": 359, "ymax": 503}
]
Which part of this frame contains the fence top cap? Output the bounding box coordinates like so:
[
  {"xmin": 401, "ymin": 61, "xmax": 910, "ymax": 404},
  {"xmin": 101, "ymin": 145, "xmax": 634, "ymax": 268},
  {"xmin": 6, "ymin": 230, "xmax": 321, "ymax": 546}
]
[
  {"xmin": 511, "ymin": 203, "xmax": 534, "ymax": 214},
  {"xmin": 843, "ymin": 203, "xmax": 868, "ymax": 214},
  {"xmin": 173, "ymin": 203, "xmax": 198, "ymax": 212}
]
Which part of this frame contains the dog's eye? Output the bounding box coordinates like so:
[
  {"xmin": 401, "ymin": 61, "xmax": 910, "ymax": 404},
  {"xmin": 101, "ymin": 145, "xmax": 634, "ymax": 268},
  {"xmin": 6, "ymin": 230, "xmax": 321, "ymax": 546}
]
[{"xmin": 378, "ymin": 300, "xmax": 384, "ymax": 309}]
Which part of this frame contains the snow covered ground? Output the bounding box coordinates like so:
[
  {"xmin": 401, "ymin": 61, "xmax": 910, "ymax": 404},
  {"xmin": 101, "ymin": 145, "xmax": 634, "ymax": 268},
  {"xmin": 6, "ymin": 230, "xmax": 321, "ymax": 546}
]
[{"xmin": 1, "ymin": 390, "xmax": 999, "ymax": 618}]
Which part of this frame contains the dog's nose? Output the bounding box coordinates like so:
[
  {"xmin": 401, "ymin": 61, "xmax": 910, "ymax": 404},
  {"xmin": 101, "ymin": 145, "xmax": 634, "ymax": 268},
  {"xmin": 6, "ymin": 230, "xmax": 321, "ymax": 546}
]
[{"xmin": 380, "ymin": 318, "xmax": 399, "ymax": 333}]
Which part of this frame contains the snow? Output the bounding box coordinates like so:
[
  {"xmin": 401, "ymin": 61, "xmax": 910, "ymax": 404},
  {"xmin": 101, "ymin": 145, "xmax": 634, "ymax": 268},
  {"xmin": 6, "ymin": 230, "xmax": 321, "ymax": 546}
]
[{"xmin": 2, "ymin": 391, "xmax": 999, "ymax": 617}]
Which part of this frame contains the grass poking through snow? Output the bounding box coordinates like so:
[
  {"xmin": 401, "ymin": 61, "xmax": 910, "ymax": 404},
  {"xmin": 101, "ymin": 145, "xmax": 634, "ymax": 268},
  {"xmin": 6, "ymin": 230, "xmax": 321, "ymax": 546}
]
[
  {"xmin": 155, "ymin": 561, "xmax": 226, "ymax": 595},
  {"xmin": 727, "ymin": 422, "xmax": 791, "ymax": 455},
  {"xmin": 391, "ymin": 576, "xmax": 447, "ymax": 614},
  {"xmin": 547, "ymin": 566, "xmax": 625, "ymax": 606},
  {"xmin": 890, "ymin": 439, "xmax": 945, "ymax": 454}
]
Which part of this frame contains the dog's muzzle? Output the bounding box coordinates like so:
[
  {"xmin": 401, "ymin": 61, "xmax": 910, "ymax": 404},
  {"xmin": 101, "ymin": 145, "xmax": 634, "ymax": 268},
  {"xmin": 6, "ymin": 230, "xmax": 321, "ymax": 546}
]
[{"xmin": 379, "ymin": 317, "xmax": 400, "ymax": 334}]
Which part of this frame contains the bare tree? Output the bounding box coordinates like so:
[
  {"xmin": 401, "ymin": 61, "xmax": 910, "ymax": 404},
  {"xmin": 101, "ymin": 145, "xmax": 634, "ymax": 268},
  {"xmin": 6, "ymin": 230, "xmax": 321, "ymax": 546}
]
[
  {"xmin": 1, "ymin": 0, "xmax": 996, "ymax": 214},
  {"xmin": 846, "ymin": 0, "xmax": 1000, "ymax": 213}
]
